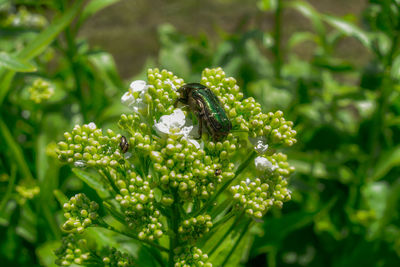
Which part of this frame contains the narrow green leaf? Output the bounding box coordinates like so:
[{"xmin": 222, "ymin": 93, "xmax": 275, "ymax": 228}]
[
  {"xmin": 0, "ymin": 118, "xmax": 33, "ymax": 180},
  {"xmin": 88, "ymin": 51, "xmax": 124, "ymax": 91},
  {"xmin": 286, "ymin": 0, "xmax": 326, "ymax": 37},
  {"xmin": 18, "ymin": 0, "xmax": 84, "ymax": 61},
  {"xmin": 79, "ymin": 0, "xmax": 120, "ymax": 26},
  {"xmin": 372, "ymin": 146, "xmax": 400, "ymax": 181},
  {"xmin": 53, "ymin": 189, "xmax": 68, "ymax": 206},
  {"xmin": 322, "ymin": 14, "xmax": 371, "ymax": 49},
  {"xmin": 72, "ymin": 168, "xmax": 110, "ymax": 199},
  {"xmin": 257, "ymin": 0, "xmax": 278, "ymax": 11},
  {"xmin": 391, "ymin": 54, "xmax": 400, "ymax": 79},
  {"xmin": 36, "ymin": 241, "xmax": 60, "ymax": 267},
  {"xmin": 0, "ymin": 0, "xmax": 84, "ymax": 106},
  {"xmin": 0, "ymin": 70, "xmax": 16, "ymax": 107},
  {"xmin": 0, "ymin": 52, "xmax": 37, "ymax": 72}
]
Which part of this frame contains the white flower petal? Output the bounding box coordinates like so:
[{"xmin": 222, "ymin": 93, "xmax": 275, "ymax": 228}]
[
  {"xmin": 88, "ymin": 122, "xmax": 97, "ymax": 130},
  {"xmin": 130, "ymin": 80, "xmax": 147, "ymax": 92},
  {"xmin": 121, "ymin": 91, "xmax": 135, "ymax": 106},
  {"xmin": 186, "ymin": 138, "xmax": 201, "ymax": 149},
  {"xmin": 165, "ymin": 79, "xmax": 177, "ymax": 91},
  {"xmin": 254, "ymin": 156, "xmax": 273, "ymax": 172},
  {"xmin": 250, "ymin": 136, "xmax": 269, "ymax": 154}
]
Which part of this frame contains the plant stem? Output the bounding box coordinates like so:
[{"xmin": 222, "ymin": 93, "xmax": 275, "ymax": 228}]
[
  {"xmin": 273, "ymin": 0, "xmax": 283, "ymax": 80},
  {"xmin": 0, "ymin": 118, "xmax": 34, "ymax": 181},
  {"xmin": 220, "ymin": 219, "xmax": 252, "ymax": 266},
  {"xmin": 102, "ymin": 224, "xmax": 169, "ymax": 253},
  {"xmin": 168, "ymin": 194, "xmax": 180, "ymax": 267},
  {"xmin": 195, "ymin": 150, "xmax": 257, "ymax": 216},
  {"xmin": 208, "ymin": 212, "xmax": 244, "ymax": 256},
  {"xmin": 368, "ymin": 28, "xmax": 400, "ymax": 177},
  {"xmin": 0, "ymin": 164, "xmax": 16, "ymax": 212}
]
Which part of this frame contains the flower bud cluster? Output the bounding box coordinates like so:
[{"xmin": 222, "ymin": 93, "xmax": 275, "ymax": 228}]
[
  {"xmin": 265, "ymin": 153, "xmax": 295, "ymax": 177},
  {"xmin": 151, "ymin": 136, "xmax": 231, "ymax": 201},
  {"xmin": 174, "ymin": 246, "xmax": 212, "ymax": 267},
  {"xmin": 115, "ymin": 172, "xmax": 164, "ymax": 241},
  {"xmin": 230, "ymin": 153, "xmax": 293, "ymax": 219},
  {"xmin": 178, "ymin": 214, "xmax": 213, "ymax": 242},
  {"xmin": 200, "ymin": 68, "xmax": 296, "ymax": 146},
  {"xmin": 102, "ymin": 247, "xmax": 135, "ymax": 267},
  {"xmin": 57, "ymin": 123, "xmax": 124, "ymax": 168},
  {"xmin": 147, "ymin": 68, "xmax": 184, "ymax": 117},
  {"xmin": 15, "ymin": 183, "xmax": 40, "ymax": 204},
  {"xmin": 62, "ymin": 193, "xmax": 99, "ymax": 234},
  {"xmin": 231, "ymin": 178, "xmax": 274, "ymax": 219},
  {"xmin": 0, "ymin": 6, "xmax": 47, "ymax": 29},
  {"xmin": 28, "ymin": 78, "xmax": 54, "ymax": 104},
  {"xmin": 55, "ymin": 235, "xmax": 91, "ymax": 266},
  {"xmin": 57, "ymin": 67, "xmax": 296, "ymax": 265}
]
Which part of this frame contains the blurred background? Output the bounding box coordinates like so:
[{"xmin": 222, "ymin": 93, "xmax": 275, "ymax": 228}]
[{"xmin": 1, "ymin": 0, "xmax": 400, "ymax": 266}]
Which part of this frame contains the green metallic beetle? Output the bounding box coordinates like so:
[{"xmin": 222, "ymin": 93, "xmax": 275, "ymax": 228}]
[{"xmin": 175, "ymin": 83, "xmax": 232, "ymax": 140}]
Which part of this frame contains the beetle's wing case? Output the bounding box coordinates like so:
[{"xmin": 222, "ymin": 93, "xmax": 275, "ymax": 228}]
[{"xmin": 192, "ymin": 87, "xmax": 232, "ymax": 133}]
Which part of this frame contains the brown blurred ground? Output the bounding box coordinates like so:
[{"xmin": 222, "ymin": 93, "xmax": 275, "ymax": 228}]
[{"xmin": 79, "ymin": 0, "xmax": 368, "ymax": 79}]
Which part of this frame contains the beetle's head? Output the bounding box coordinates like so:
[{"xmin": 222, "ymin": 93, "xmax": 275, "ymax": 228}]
[
  {"xmin": 177, "ymin": 85, "xmax": 190, "ymax": 103},
  {"xmin": 177, "ymin": 83, "xmax": 206, "ymax": 104}
]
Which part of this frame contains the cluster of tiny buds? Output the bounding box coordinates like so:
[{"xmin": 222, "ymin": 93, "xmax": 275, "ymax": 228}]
[
  {"xmin": 54, "ymin": 235, "xmax": 90, "ymax": 266},
  {"xmin": 231, "ymin": 178, "xmax": 272, "ymax": 219},
  {"xmin": 1, "ymin": 6, "xmax": 47, "ymax": 29},
  {"xmin": 178, "ymin": 214, "xmax": 213, "ymax": 242},
  {"xmin": 147, "ymin": 68, "xmax": 184, "ymax": 115},
  {"xmin": 57, "ymin": 123, "xmax": 123, "ymax": 168},
  {"xmin": 174, "ymin": 246, "xmax": 212, "ymax": 267},
  {"xmin": 151, "ymin": 136, "xmax": 230, "ymax": 200},
  {"xmin": 15, "ymin": 183, "xmax": 40, "ymax": 203},
  {"xmin": 102, "ymin": 247, "xmax": 135, "ymax": 267},
  {"xmin": 28, "ymin": 78, "xmax": 54, "ymax": 104},
  {"xmin": 115, "ymin": 172, "xmax": 163, "ymax": 241},
  {"xmin": 200, "ymin": 68, "xmax": 296, "ymax": 146},
  {"xmin": 62, "ymin": 193, "xmax": 99, "ymax": 234},
  {"xmin": 230, "ymin": 176, "xmax": 291, "ymax": 220},
  {"xmin": 266, "ymin": 153, "xmax": 295, "ymax": 177}
]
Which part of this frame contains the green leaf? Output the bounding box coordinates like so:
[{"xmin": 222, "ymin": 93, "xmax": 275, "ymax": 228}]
[
  {"xmin": 391, "ymin": 54, "xmax": 400, "ymax": 79},
  {"xmin": 257, "ymin": 0, "xmax": 278, "ymax": 11},
  {"xmin": 0, "ymin": 0, "xmax": 84, "ymax": 106},
  {"xmin": 88, "ymin": 51, "xmax": 124, "ymax": 91},
  {"xmin": 322, "ymin": 14, "xmax": 371, "ymax": 49},
  {"xmin": 0, "ymin": 52, "xmax": 36, "ymax": 72},
  {"xmin": 79, "ymin": 0, "xmax": 120, "ymax": 26},
  {"xmin": 53, "ymin": 190, "xmax": 68, "ymax": 206},
  {"xmin": 286, "ymin": 0, "xmax": 326, "ymax": 37},
  {"xmin": 0, "ymin": 118, "xmax": 33, "ymax": 181},
  {"xmin": 18, "ymin": 0, "xmax": 84, "ymax": 61},
  {"xmin": 288, "ymin": 31, "xmax": 317, "ymax": 49},
  {"xmin": 371, "ymin": 146, "xmax": 400, "ymax": 181},
  {"xmin": 36, "ymin": 241, "xmax": 60, "ymax": 267},
  {"xmin": 72, "ymin": 168, "xmax": 111, "ymax": 199}
]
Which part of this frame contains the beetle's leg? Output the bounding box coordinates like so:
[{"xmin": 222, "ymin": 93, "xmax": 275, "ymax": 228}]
[
  {"xmin": 174, "ymin": 98, "xmax": 184, "ymax": 108},
  {"xmin": 195, "ymin": 117, "xmax": 203, "ymax": 140},
  {"xmin": 194, "ymin": 99, "xmax": 205, "ymax": 139}
]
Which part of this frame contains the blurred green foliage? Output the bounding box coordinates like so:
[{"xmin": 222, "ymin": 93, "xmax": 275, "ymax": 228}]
[{"xmin": 1, "ymin": 0, "xmax": 400, "ymax": 266}]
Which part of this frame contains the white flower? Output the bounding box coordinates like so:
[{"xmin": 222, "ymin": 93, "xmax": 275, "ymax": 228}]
[
  {"xmin": 164, "ymin": 79, "xmax": 177, "ymax": 91},
  {"xmin": 154, "ymin": 108, "xmax": 201, "ymax": 149},
  {"xmin": 254, "ymin": 156, "xmax": 273, "ymax": 172},
  {"xmin": 74, "ymin": 160, "xmax": 86, "ymax": 168},
  {"xmin": 121, "ymin": 80, "xmax": 149, "ymax": 113},
  {"xmin": 249, "ymin": 136, "xmax": 269, "ymax": 154},
  {"xmin": 88, "ymin": 122, "xmax": 97, "ymax": 130}
]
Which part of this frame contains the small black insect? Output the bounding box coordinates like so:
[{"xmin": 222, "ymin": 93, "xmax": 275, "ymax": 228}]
[
  {"xmin": 119, "ymin": 136, "xmax": 129, "ymax": 153},
  {"xmin": 215, "ymin": 169, "xmax": 222, "ymax": 176}
]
